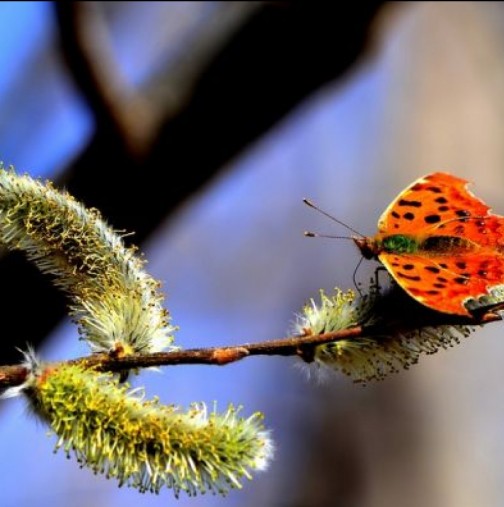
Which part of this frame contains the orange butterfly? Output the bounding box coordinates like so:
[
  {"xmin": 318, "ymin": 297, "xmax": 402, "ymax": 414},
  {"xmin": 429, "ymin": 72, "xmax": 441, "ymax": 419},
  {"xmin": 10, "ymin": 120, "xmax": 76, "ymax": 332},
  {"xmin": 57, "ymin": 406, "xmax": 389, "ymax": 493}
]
[{"xmin": 353, "ymin": 172, "xmax": 504, "ymax": 316}]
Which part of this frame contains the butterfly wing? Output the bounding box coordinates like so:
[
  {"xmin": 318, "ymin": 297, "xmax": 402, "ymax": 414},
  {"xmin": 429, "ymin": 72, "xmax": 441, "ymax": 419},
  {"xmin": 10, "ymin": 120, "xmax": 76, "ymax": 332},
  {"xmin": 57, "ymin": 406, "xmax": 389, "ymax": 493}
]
[
  {"xmin": 375, "ymin": 172, "xmax": 504, "ymax": 314},
  {"xmin": 379, "ymin": 251, "xmax": 504, "ymax": 315},
  {"xmin": 377, "ymin": 172, "xmax": 496, "ymax": 238}
]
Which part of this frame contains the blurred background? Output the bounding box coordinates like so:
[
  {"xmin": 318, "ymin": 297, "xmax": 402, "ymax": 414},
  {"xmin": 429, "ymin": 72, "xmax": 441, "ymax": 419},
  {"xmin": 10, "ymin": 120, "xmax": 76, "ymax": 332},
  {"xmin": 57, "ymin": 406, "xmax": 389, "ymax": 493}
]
[{"xmin": 1, "ymin": 2, "xmax": 504, "ymax": 506}]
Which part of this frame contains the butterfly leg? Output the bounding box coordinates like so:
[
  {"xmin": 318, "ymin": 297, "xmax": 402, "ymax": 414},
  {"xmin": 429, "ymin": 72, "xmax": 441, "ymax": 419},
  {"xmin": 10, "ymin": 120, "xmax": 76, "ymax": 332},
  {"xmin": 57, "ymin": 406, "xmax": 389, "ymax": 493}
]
[
  {"xmin": 353, "ymin": 261, "xmax": 389, "ymax": 297},
  {"xmin": 373, "ymin": 265, "xmax": 390, "ymax": 292},
  {"xmin": 352, "ymin": 256, "xmax": 365, "ymax": 296}
]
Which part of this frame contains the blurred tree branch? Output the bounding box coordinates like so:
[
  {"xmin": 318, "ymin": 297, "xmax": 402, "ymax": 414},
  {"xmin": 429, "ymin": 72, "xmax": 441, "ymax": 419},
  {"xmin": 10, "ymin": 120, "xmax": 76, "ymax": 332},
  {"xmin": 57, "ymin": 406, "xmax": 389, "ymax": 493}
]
[{"xmin": 55, "ymin": 2, "xmax": 263, "ymax": 158}]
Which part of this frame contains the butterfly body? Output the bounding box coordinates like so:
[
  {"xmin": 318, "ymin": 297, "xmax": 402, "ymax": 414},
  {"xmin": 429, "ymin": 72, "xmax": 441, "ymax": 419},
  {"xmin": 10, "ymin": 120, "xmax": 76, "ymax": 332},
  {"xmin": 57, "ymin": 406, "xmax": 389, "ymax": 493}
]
[
  {"xmin": 355, "ymin": 173, "xmax": 504, "ymax": 316},
  {"xmin": 355, "ymin": 234, "xmax": 478, "ymax": 259}
]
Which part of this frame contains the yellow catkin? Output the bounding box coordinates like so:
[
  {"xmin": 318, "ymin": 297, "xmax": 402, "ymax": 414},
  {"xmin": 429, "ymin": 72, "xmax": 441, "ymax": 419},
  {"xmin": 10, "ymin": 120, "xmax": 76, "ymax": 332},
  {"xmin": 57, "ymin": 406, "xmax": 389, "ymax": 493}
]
[
  {"xmin": 0, "ymin": 167, "xmax": 175, "ymax": 354},
  {"xmin": 25, "ymin": 363, "xmax": 273, "ymax": 497},
  {"xmin": 296, "ymin": 288, "xmax": 473, "ymax": 383}
]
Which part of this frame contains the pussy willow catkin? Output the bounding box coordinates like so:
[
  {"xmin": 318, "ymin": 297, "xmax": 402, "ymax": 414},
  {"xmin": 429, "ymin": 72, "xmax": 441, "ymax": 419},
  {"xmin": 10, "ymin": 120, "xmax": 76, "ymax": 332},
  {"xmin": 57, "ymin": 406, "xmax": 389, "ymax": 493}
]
[
  {"xmin": 296, "ymin": 288, "xmax": 473, "ymax": 382},
  {"xmin": 0, "ymin": 167, "xmax": 175, "ymax": 354},
  {"xmin": 0, "ymin": 166, "xmax": 274, "ymax": 497},
  {"xmin": 24, "ymin": 361, "xmax": 273, "ymax": 497}
]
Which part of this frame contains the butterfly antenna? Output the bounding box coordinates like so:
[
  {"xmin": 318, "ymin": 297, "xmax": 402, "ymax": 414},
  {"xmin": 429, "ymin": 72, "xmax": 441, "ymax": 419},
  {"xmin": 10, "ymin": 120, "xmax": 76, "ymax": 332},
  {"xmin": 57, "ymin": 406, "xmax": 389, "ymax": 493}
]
[
  {"xmin": 304, "ymin": 231, "xmax": 354, "ymax": 240},
  {"xmin": 303, "ymin": 198, "xmax": 364, "ymax": 237}
]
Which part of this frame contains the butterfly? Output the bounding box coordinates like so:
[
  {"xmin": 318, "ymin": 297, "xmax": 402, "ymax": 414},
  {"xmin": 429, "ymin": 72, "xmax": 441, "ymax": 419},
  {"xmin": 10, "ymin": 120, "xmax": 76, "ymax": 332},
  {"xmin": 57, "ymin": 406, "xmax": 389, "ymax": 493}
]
[{"xmin": 353, "ymin": 172, "xmax": 504, "ymax": 316}]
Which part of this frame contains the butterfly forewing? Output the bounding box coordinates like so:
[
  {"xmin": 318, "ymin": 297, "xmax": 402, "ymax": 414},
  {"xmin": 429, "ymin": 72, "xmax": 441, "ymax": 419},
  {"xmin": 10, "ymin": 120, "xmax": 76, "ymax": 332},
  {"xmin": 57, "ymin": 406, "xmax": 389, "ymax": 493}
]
[{"xmin": 377, "ymin": 173, "xmax": 492, "ymax": 236}]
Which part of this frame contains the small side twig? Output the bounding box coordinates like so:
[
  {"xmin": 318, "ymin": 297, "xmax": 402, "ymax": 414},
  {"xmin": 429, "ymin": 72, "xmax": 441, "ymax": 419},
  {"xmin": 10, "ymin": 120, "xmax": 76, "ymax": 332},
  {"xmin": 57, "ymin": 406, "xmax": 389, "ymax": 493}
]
[{"xmin": 54, "ymin": 2, "xmax": 262, "ymax": 158}]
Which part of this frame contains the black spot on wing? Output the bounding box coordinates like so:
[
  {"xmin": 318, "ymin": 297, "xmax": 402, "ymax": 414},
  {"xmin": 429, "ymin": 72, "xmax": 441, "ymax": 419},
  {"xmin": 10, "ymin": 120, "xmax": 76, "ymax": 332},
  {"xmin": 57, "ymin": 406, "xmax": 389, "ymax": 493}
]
[
  {"xmin": 397, "ymin": 273, "xmax": 421, "ymax": 282},
  {"xmin": 424, "ymin": 266, "xmax": 440, "ymax": 274},
  {"xmin": 435, "ymin": 196, "xmax": 448, "ymax": 204},
  {"xmin": 404, "ymin": 212, "xmax": 415, "ymax": 221},
  {"xmin": 424, "ymin": 214, "xmax": 441, "ymax": 224},
  {"xmin": 398, "ymin": 199, "xmax": 422, "ymax": 207},
  {"xmin": 456, "ymin": 210, "xmax": 471, "ymax": 217},
  {"xmin": 454, "ymin": 277, "xmax": 469, "ymax": 285}
]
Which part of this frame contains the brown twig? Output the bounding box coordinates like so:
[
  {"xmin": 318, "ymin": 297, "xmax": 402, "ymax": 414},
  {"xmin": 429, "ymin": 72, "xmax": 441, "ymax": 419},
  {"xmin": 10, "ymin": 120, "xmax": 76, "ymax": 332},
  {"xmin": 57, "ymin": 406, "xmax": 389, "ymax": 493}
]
[
  {"xmin": 1, "ymin": 308, "xmax": 501, "ymax": 392},
  {"xmin": 0, "ymin": 326, "xmax": 364, "ymax": 391}
]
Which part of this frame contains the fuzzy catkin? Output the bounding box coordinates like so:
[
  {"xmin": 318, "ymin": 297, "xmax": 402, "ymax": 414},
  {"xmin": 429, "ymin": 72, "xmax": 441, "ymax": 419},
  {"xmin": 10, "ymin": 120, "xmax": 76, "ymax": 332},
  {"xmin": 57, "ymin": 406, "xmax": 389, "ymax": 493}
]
[
  {"xmin": 296, "ymin": 288, "xmax": 473, "ymax": 382},
  {"xmin": 26, "ymin": 363, "xmax": 273, "ymax": 497},
  {"xmin": 0, "ymin": 167, "xmax": 175, "ymax": 353}
]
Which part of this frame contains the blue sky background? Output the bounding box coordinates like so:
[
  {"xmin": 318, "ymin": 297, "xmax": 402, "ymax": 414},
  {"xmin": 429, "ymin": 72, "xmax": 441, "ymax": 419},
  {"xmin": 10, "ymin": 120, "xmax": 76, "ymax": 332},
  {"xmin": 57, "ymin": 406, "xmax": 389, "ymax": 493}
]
[{"xmin": 2, "ymin": 2, "xmax": 504, "ymax": 507}]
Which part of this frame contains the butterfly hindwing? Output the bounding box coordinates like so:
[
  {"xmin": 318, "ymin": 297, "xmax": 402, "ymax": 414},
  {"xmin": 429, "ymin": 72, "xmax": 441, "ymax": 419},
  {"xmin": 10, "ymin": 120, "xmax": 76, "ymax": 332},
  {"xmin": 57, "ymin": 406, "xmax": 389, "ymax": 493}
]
[{"xmin": 379, "ymin": 252, "xmax": 504, "ymax": 316}]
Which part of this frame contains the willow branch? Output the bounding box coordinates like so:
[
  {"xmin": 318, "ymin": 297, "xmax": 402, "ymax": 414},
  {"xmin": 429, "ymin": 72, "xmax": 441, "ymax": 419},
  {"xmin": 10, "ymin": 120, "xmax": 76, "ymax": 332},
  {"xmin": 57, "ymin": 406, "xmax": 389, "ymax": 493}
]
[{"xmin": 1, "ymin": 309, "xmax": 500, "ymax": 391}]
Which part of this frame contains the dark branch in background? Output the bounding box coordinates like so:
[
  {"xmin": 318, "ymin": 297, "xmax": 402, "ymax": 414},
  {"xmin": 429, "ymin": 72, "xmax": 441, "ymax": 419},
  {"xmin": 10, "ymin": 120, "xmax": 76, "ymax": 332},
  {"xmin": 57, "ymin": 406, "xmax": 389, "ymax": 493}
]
[
  {"xmin": 55, "ymin": 2, "xmax": 155, "ymax": 158},
  {"xmin": 0, "ymin": 1, "xmax": 385, "ymax": 366},
  {"xmin": 54, "ymin": 2, "xmax": 263, "ymax": 158}
]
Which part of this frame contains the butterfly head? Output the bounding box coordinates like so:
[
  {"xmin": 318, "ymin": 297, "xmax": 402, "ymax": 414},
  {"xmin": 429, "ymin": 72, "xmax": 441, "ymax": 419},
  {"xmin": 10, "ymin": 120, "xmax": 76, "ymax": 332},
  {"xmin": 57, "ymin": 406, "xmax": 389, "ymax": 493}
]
[{"xmin": 353, "ymin": 237, "xmax": 379, "ymax": 260}]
